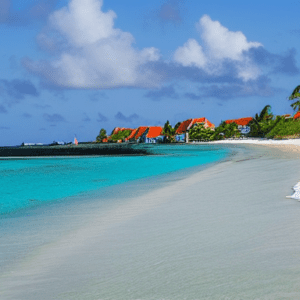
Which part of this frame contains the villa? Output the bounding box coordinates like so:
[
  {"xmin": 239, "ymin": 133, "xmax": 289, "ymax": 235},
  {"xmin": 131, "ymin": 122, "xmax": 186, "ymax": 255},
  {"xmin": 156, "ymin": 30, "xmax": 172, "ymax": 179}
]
[
  {"xmin": 140, "ymin": 126, "xmax": 164, "ymax": 143},
  {"xmin": 127, "ymin": 126, "xmax": 148, "ymax": 143},
  {"xmin": 175, "ymin": 118, "xmax": 215, "ymax": 142},
  {"xmin": 224, "ymin": 117, "xmax": 253, "ymax": 134}
]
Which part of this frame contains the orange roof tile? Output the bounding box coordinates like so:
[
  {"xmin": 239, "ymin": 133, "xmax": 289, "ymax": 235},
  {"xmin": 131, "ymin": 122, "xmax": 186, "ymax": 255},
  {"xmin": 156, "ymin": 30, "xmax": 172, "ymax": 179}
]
[
  {"xmin": 135, "ymin": 127, "xmax": 148, "ymax": 139},
  {"xmin": 127, "ymin": 128, "xmax": 138, "ymax": 140},
  {"xmin": 225, "ymin": 117, "xmax": 253, "ymax": 126},
  {"xmin": 176, "ymin": 119, "xmax": 193, "ymax": 134},
  {"xmin": 294, "ymin": 112, "xmax": 300, "ymax": 119},
  {"xmin": 176, "ymin": 118, "xmax": 215, "ymax": 134},
  {"xmin": 147, "ymin": 126, "xmax": 163, "ymax": 138},
  {"xmin": 189, "ymin": 118, "xmax": 215, "ymax": 129}
]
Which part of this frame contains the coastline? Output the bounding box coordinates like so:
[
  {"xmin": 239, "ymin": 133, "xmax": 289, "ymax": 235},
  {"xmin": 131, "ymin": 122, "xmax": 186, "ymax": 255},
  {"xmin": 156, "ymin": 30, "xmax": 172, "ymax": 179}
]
[
  {"xmin": 2, "ymin": 144, "xmax": 300, "ymax": 299},
  {"xmin": 201, "ymin": 138, "xmax": 300, "ymax": 155}
]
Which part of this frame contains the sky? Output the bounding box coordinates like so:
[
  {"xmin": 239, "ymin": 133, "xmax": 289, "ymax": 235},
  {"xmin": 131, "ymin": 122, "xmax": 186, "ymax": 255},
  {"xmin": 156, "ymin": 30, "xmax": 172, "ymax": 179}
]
[{"xmin": 1, "ymin": 0, "xmax": 300, "ymax": 145}]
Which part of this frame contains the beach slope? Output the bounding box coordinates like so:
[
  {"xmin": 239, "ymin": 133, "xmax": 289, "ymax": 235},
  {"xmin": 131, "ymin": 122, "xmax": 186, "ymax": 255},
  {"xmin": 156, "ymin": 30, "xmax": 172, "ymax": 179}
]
[{"xmin": 1, "ymin": 145, "xmax": 300, "ymax": 299}]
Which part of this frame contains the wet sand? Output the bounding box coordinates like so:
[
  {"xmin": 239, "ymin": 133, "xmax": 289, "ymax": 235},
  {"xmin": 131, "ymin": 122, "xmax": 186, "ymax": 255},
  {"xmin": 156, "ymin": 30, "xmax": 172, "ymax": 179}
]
[{"xmin": 1, "ymin": 144, "xmax": 300, "ymax": 299}]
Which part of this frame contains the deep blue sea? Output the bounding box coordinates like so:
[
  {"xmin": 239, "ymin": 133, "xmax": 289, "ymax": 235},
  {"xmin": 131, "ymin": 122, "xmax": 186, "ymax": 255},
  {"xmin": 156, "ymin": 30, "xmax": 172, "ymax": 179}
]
[{"xmin": 0, "ymin": 144, "xmax": 230, "ymax": 216}]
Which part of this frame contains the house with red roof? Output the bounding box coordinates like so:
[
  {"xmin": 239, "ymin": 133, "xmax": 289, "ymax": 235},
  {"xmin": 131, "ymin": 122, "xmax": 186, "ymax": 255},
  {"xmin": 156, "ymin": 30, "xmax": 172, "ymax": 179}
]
[
  {"xmin": 140, "ymin": 126, "xmax": 164, "ymax": 143},
  {"xmin": 125, "ymin": 128, "xmax": 138, "ymax": 142},
  {"xmin": 126, "ymin": 126, "xmax": 148, "ymax": 142},
  {"xmin": 110, "ymin": 127, "xmax": 134, "ymax": 142},
  {"xmin": 224, "ymin": 117, "xmax": 253, "ymax": 134},
  {"xmin": 175, "ymin": 118, "xmax": 215, "ymax": 142}
]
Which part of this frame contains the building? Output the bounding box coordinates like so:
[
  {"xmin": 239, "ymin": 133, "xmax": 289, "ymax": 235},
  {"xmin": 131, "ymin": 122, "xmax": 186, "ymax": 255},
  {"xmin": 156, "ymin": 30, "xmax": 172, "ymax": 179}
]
[
  {"xmin": 175, "ymin": 118, "xmax": 215, "ymax": 142},
  {"xmin": 140, "ymin": 126, "xmax": 164, "ymax": 143},
  {"xmin": 125, "ymin": 128, "xmax": 138, "ymax": 142},
  {"xmin": 110, "ymin": 127, "xmax": 134, "ymax": 142},
  {"xmin": 127, "ymin": 126, "xmax": 148, "ymax": 142},
  {"xmin": 224, "ymin": 117, "xmax": 253, "ymax": 134}
]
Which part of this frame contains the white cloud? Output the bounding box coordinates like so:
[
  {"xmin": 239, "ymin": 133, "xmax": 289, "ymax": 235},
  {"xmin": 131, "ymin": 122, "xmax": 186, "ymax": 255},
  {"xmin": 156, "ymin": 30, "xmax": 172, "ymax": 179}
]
[
  {"xmin": 173, "ymin": 39, "xmax": 206, "ymax": 68},
  {"xmin": 174, "ymin": 14, "xmax": 262, "ymax": 81},
  {"xmin": 25, "ymin": 0, "xmax": 161, "ymax": 89}
]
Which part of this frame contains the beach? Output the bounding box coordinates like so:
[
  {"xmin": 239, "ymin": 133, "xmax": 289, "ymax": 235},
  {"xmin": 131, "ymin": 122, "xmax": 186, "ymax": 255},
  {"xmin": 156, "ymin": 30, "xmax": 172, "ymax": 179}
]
[{"xmin": 1, "ymin": 143, "xmax": 300, "ymax": 299}]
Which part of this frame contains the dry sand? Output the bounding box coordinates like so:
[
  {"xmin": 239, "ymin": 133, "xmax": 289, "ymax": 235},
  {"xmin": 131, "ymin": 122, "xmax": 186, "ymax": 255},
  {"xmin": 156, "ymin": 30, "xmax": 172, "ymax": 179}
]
[{"xmin": 204, "ymin": 138, "xmax": 300, "ymax": 155}]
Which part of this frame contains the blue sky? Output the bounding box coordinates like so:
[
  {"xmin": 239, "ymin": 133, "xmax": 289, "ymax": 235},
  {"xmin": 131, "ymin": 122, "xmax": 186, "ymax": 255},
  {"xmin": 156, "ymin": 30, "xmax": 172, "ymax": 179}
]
[{"xmin": 1, "ymin": 0, "xmax": 300, "ymax": 145}]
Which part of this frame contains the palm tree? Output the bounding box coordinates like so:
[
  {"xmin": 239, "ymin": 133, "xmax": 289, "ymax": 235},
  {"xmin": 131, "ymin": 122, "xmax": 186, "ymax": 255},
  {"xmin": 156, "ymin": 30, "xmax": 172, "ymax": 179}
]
[
  {"xmin": 289, "ymin": 85, "xmax": 300, "ymax": 111},
  {"xmin": 248, "ymin": 105, "xmax": 274, "ymax": 137}
]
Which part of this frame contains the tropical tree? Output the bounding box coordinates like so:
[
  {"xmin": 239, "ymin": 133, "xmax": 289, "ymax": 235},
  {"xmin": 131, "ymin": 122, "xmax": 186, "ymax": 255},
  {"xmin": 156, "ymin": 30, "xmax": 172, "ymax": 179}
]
[
  {"xmin": 96, "ymin": 128, "xmax": 107, "ymax": 142},
  {"xmin": 213, "ymin": 121, "xmax": 240, "ymax": 139},
  {"xmin": 162, "ymin": 120, "xmax": 175, "ymax": 142},
  {"xmin": 174, "ymin": 122, "xmax": 181, "ymax": 131},
  {"xmin": 189, "ymin": 124, "xmax": 215, "ymax": 141},
  {"xmin": 289, "ymin": 85, "xmax": 300, "ymax": 111},
  {"xmin": 248, "ymin": 105, "xmax": 278, "ymax": 137},
  {"xmin": 110, "ymin": 129, "xmax": 132, "ymax": 142}
]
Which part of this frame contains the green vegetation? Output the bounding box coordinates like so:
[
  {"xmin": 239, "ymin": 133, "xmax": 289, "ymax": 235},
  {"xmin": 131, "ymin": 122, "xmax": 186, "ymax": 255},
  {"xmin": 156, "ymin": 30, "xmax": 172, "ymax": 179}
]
[
  {"xmin": 96, "ymin": 128, "xmax": 107, "ymax": 142},
  {"xmin": 189, "ymin": 124, "xmax": 216, "ymax": 141},
  {"xmin": 265, "ymin": 118, "xmax": 300, "ymax": 139},
  {"xmin": 110, "ymin": 129, "xmax": 132, "ymax": 142},
  {"xmin": 289, "ymin": 85, "xmax": 300, "ymax": 111},
  {"xmin": 162, "ymin": 120, "xmax": 176, "ymax": 143},
  {"xmin": 214, "ymin": 121, "xmax": 241, "ymax": 139},
  {"xmin": 247, "ymin": 105, "xmax": 279, "ymax": 137}
]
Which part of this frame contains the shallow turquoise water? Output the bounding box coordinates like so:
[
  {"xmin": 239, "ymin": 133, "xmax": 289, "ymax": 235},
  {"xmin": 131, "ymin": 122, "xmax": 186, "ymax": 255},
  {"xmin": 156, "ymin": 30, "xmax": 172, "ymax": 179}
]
[{"xmin": 0, "ymin": 144, "xmax": 230, "ymax": 215}]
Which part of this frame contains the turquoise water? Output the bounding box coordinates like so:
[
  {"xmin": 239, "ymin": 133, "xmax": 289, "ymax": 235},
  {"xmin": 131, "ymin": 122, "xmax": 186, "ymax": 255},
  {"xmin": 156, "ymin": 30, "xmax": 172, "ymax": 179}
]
[{"xmin": 0, "ymin": 144, "xmax": 230, "ymax": 216}]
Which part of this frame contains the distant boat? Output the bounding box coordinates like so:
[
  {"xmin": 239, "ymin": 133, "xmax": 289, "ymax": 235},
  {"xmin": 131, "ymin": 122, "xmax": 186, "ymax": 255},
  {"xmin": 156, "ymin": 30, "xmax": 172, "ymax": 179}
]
[{"xmin": 74, "ymin": 137, "xmax": 78, "ymax": 145}]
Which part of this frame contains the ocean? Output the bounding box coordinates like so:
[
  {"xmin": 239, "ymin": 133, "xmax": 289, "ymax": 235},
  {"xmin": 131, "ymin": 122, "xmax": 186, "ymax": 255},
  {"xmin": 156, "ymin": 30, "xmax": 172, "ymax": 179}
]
[{"xmin": 0, "ymin": 144, "xmax": 230, "ymax": 216}]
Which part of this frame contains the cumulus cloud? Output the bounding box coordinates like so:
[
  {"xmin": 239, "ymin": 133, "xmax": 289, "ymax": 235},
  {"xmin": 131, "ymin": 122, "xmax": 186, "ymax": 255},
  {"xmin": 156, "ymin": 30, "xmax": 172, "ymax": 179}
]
[
  {"xmin": 174, "ymin": 39, "xmax": 206, "ymax": 68},
  {"xmin": 24, "ymin": 0, "xmax": 161, "ymax": 89},
  {"xmin": 174, "ymin": 15, "xmax": 262, "ymax": 81}
]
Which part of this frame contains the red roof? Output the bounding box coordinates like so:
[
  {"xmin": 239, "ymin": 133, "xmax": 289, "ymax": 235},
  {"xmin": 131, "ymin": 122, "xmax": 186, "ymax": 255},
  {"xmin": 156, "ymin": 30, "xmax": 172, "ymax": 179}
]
[
  {"xmin": 176, "ymin": 119, "xmax": 193, "ymax": 134},
  {"xmin": 127, "ymin": 128, "xmax": 138, "ymax": 140},
  {"xmin": 102, "ymin": 138, "xmax": 108, "ymax": 143},
  {"xmin": 146, "ymin": 126, "xmax": 163, "ymax": 138},
  {"xmin": 189, "ymin": 118, "xmax": 215, "ymax": 129},
  {"xmin": 225, "ymin": 117, "xmax": 253, "ymax": 126},
  {"xmin": 176, "ymin": 118, "xmax": 215, "ymax": 134},
  {"xmin": 135, "ymin": 127, "xmax": 148, "ymax": 139},
  {"xmin": 294, "ymin": 112, "xmax": 300, "ymax": 119}
]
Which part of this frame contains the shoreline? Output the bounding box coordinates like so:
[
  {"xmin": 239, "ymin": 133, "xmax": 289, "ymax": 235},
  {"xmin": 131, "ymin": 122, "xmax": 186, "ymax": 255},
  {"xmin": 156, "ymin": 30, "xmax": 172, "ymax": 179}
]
[
  {"xmin": 197, "ymin": 138, "xmax": 300, "ymax": 156},
  {"xmin": 2, "ymin": 144, "xmax": 300, "ymax": 299}
]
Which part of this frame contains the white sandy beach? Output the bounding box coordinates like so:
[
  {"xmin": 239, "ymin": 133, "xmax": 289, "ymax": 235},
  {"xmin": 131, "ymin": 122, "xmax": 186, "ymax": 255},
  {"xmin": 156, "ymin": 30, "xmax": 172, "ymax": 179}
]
[
  {"xmin": 2, "ymin": 143, "xmax": 300, "ymax": 299},
  {"xmin": 204, "ymin": 138, "xmax": 300, "ymax": 155}
]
